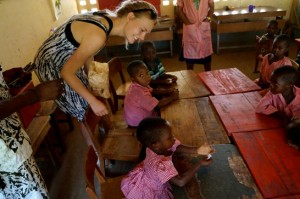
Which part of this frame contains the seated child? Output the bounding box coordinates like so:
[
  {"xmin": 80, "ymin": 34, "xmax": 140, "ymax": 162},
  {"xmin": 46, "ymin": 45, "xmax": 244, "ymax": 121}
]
[
  {"xmin": 141, "ymin": 41, "xmax": 177, "ymax": 86},
  {"xmin": 255, "ymin": 34, "xmax": 292, "ymax": 89},
  {"xmin": 256, "ymin": 20, "xmax": 279, "ymax": 60},
  {"xmin": 121, "ymin": 117, "xmax": 214, "ymax": 199},
  {"xmin": 124, "ymin": 60, "xmax": 179, "ymax": 127},
  {"xmin": 256, "ymin": 66, "xmax": 300, "ymax": 147}
]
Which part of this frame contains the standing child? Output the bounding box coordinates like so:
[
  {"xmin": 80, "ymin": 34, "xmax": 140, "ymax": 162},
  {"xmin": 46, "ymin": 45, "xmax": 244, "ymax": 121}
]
[
  {"xmin": 141, "ymin": 41, "xmax": 177, "ymax": 86},
  {"xmin": 255, "ymin": 34, "xmax": 292, "ymax": 89},
  {"xmin": 256, "ymin": 66, "xmax": 300, "ymax": 147},
  {"xmin": 121, "ymin": 117, "xmax": 214, "ymax": 199},
  {"xmin": 124, "ymin": 60, "xmax": 179, "ymax": 127},
  {"xmin": 256, "ymin": 20, "xmax": 279, "ymax": 59}
]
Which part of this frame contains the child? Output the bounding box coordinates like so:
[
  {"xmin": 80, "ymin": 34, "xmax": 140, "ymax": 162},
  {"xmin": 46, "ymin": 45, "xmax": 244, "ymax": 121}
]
[
  {"xmin": 124, "ymin": 60, "xmax": 179, "ymax": 127},
  {"xmin": 255, "ymin": 34, "xmax": 292, "ymax": 89},
  {"xmin": 141, "ymin": 41, "xmax": 177, "ymax": 86},
  {"xmin": 256, "ymin": 66, "xmax": 300, "ymax": 147},
  {"xmin": 256, "ymin": 20, "xmax": 279, "ymax": 58},
  {"xmin": 121, "ymin": 117, "xmax": 214, "ymax": 199}
]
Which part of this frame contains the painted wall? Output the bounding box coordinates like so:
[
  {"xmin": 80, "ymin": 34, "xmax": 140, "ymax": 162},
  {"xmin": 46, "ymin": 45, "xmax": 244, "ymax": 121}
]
[
  {"xmin": 0, "ymin": 0, "xmax": 78, "ymax": 83},
  {"xmin": 160, "ymin": 0, "xmax": 293, "ymax": 19}
]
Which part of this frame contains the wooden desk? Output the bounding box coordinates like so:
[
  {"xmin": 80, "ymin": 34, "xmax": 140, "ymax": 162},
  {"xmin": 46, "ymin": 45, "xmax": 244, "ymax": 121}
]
[
  {"xmin": 233, "ymin": 129, "xmax": 300, "ymax": 198},
  {"xmin": 210, "ymin": 92, "xmax": 283, "ymax": 136},
  {"xmin": 167, "ymin": 70, "xmax": 211, "ymax": 99},
  {"xmin": 160, "ymin": 97, "xmax": 229, "ymax": 146},
  {"xmin": 105, "ymin": 18, "xmax": 174, "ymax": 58},
  {"xmin": 212, "ymin": 6, "xmax": 286, "ymax": 53},
  {"xmin": 198, "ymin": 68, "xmax": 260, "ymax": 95},
  {"xmin": 172, "ymin": 144, "xmax": 263, "ymax": 199}
]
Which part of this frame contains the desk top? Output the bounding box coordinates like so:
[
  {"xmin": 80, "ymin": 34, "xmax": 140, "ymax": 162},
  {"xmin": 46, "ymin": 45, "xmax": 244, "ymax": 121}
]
[
  {"xmin": 233, "ymin": 129, "xmax": 300, "ymax": 198},
  {"xmin": 198, "ymin": 68, "xmax": 260, "ymax": 95},
  {"xmin": 213, "ymin": 6, "xmax": 286, "ymax": 21},
  {"xmin": 161, "ymin": 97, "xmax": 229, "ymax": 146},
  {"xmin": 173, "ymin": 144, "xmax": 263, "ymax": 199},
  {"xmin": 210, "ymin": 92, "xmax": 283, "ymax": 135},
  {"xmin": 167, "ymin": 70, "xmax": 211, "ymax": 99}
]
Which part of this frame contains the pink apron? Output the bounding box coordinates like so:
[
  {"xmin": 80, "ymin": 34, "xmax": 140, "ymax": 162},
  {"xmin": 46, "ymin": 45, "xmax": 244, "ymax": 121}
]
[{"xmin": 177, "ymin": 0, "xmax": 213, "ymax": 59}]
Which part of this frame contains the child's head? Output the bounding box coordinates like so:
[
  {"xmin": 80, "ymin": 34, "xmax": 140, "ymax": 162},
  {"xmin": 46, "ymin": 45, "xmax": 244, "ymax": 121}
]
[
  {"xmin": 269, "ymin": 65, "xmax": 298, "ymax": 94},
  {"xmin": 127, "ymin": 60, "xmax": 151, "ymax": 87},
  {"xmin": 140, "ymin": 41, "xmax": 156, "ymax": 62},
  {"xmin": 272, "ymin": 34, "xmax": 290, "ymax": 59},
  {"xmin": 267, "ymin": 20, "xmax": 278, "ymax": 37},
  {"xmin": 136, "ymin": 117, "xmax": 175, "ymax": 156}
]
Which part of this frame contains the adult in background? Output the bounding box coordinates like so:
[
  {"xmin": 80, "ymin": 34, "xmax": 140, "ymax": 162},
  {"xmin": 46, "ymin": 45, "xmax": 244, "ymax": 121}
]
[
  {"xmin": 177, "ymin": 0, "xmax": 214, "ymax": 71},
  {"xmin": 34, "ymin": 0, "xmax": 158, "ymax": 121},
  {"xmin": 0, "ymin": 68, "xmax": 63, "ymax": 199}
]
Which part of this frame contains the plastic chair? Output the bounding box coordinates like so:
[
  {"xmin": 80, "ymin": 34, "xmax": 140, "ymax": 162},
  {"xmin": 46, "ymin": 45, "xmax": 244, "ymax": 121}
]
[
  {"xmin": 107, "ymin": 57, "xmax": 131, "ymax": 113},
  {"xmin": 80, "ymin": 107, "xmax": 141, "ymax": 162},
  {"xmin": 84, "ymin": 145, "xmax": 125, "ymax": 199}
]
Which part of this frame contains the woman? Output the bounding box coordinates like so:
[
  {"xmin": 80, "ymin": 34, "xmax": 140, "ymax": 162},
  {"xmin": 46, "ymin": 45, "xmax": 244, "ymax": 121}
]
[{"xmin": 34, "ymin": 0, "xmax": 158, "ymax": 121}]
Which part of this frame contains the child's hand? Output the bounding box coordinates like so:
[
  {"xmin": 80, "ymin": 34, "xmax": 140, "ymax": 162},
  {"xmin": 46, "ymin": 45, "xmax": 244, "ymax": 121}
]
[
  {"xmin": 171, "ymin": 75, "xmax": 177, "ymax": 83},
  {"xmin": 199, "ymin": 157, "xmax": 213, "ymax": 166},
  {"xmin": 197, "ymin": 143, "xmax": 215, "ymax": 156},
  {"xmin": 164, "ymin": 78, "xmax": 173, "ymax": 84},
  {"xmin": 171, "ymin": 89, "xmax": 179, "ymax": 99}
]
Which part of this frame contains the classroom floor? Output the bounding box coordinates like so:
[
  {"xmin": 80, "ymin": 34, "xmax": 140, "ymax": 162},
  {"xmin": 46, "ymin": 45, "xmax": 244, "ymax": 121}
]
[{"xmin": 36, "ymin": 41, "xmax": 297, "ymax": 199}]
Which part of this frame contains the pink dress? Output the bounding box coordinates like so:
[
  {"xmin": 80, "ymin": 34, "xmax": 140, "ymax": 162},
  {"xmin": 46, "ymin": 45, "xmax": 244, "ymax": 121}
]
[
  {"xmin": 177, "ymin": 0, "xmax": 213, "ymax": 59},
  {"xmin": 260, "ymin": 55, "xmax": 292, "ymax": 84},
  {"xmin": 121, "ymin": 139, "xmax": 181, "ymax": 199},
  {"xmin": 124, "ymin": 82, "xmax": 158, "ymax": 127},
  {"xmin": 256, "ymin": 86, "xmax": 300, "ymax": 119}
]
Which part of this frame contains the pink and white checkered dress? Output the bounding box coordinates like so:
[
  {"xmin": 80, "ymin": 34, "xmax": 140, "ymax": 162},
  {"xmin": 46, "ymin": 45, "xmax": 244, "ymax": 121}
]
[{"xmin": 121, "ymin": 140, "xmax": 181, "ymax": 199}]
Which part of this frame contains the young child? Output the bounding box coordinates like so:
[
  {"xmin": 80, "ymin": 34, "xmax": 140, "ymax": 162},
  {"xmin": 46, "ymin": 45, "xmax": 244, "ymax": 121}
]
[
  {"xmin": 256, "ymin": 66, "xmax": 300, "ymax": 147},
  {"xmin": 124, "ymin": 60, "xmax": 179, "ymax": 127},
  {"xmin": 121, "ymin": 117, "xmax": 214, "ymax": 199},
  {"xmin": 255, "ymin": 34, "xmax": 292, "ymax": 89},
  {"xmin": 256, "ymin": 20, "xmax": 279, "ymax": 58},
  {"xmin": 141, "ymin": 41, "xmax": 177, "ymax": 86}
]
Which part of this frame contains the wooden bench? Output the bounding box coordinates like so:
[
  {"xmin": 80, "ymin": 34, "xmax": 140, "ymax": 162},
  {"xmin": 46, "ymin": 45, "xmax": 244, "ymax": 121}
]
[
  {"xmin": 209, "ymin": 92, "xmax": 283, "ymax": 136},
  {"xmin": 198, "ymin": 68, "xmax": 260, "ymax": 95},
  {"xmin": 232, "ymin": 128, "xmax": 300, "ymax": 198}
]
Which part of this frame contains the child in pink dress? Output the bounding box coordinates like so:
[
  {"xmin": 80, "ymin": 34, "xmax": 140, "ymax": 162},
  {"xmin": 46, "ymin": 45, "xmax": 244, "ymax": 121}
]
[
  {"xmin": 121, "ymin": 117, "xmax": 214, "ymax": 199},
  {"xmin": 255, "ymin": 34, "xmax": 292, "ymax": 89},
  {"xmin": 124, "ymin": 60, "xmax": 179, "ymax": 127},
  {"xmin": 256, "ymin": 66, "xmax": 300, "ymax": 146}
]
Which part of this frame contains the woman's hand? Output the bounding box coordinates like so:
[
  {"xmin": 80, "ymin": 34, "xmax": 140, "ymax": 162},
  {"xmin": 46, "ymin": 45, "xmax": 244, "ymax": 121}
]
[
  {"xmin": 34, "ymin": 79, "xmax": 64, "ymax": 102},
  {"xmin": 90, "ymin": 99, "xmax": 109, "ymax": 116}
]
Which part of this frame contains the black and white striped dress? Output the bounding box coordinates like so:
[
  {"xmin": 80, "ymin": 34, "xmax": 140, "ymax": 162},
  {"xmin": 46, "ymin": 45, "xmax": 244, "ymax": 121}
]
[{"xmin": 34, "ymin": 12, "xmax": 112, "ymax": 121}]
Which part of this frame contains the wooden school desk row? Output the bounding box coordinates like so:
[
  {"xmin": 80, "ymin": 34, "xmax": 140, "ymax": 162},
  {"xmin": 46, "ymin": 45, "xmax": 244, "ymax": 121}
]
[{"xmin": 164, "ymin": 68, "xmax": 300, "ymax": 199}]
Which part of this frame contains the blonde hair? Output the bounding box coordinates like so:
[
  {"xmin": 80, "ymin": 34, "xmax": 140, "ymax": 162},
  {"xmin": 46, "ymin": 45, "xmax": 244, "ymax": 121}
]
[{"xmin": 115, "ymin": 0, "xmax": 158, "ymax": 20}]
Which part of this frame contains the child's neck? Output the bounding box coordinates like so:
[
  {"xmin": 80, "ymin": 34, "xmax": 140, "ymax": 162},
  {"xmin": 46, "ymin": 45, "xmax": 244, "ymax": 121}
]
[
  {"xmin": 269, "ymin": 53, "xmax": 284, "ymax": 64},
  {"xmin": 282, "ymin": 87, "xmax": 295, "ymax": 105}
]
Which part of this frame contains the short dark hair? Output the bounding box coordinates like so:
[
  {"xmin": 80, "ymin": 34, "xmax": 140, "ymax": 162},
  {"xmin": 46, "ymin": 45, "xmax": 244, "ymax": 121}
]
[
  {"xmin": 136, "ymin": 117, "xmax": 170, "ymax": 147},
  {"xmin": 273, "ymin": 34, "xmax": 291, "ymax": 48},
  {"xmin": 127, "ymin": 60, "xmax": 146, "ymax": 77},
  {"xmin": 272, "ymin": 65, "xmax": 298, "ymax": 85},
  {"xmin": 140, "ymin": 41, "xmax": 155, "ymax": 53}
]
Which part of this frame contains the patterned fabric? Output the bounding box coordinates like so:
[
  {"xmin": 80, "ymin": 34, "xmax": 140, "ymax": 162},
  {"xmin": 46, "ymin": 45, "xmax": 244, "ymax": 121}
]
[
  {"xmin": 256, "ymin": 86, "xmax": 300, "ymax": 119},
  {"xmin": 260, "ymin": 55, "xmax": 292, "ymax": 85},
  {"xmin": 0, "ymin": 71, "xmax": 48, "ymax": 198},
  {"xmin": 143, "ymin": 57, "xmax": 166, "ymax": 80},
  {"xmin": 124, "ymin": 82, "xmax": 158, "ymax": 127},
  {"xmin": 121, "ymin": 139, "xmax": 181, "ymax": 199},
  {"xmin": 177, "ymin": 0, "xmax": 213, "ymax": 59},
  {"xmin": 34, "ymin": 12, "xmax": 112, "ymax": 121}
]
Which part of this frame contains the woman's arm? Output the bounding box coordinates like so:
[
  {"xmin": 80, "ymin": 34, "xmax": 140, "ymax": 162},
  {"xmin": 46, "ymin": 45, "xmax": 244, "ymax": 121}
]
[
  {"xmin": 176, "ymin": 6, "xmax": 193, "ymax": 25},
  {"xmin": 0, "ymin": 79, "xmax": 63, "ymax": 119},
  {"xmin": 60, "ymin": 23, "xmax": 108, "ymax": 116}
]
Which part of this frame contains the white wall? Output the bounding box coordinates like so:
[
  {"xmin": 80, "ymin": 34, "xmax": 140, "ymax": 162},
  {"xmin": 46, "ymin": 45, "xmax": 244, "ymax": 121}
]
[{"xmin": 0, "ymin": 0, "xmax": 78, "ymax": 83}]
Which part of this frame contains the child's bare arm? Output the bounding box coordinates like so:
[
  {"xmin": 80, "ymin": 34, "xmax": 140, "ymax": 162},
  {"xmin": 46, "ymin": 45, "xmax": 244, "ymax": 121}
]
[
  {"xmin": 162, "ymin": 74, "xmax": 177, "ymax": 83},
  {"xmin": 176, "ymin": 6, "xmax": 193, "ymax": 25},
  {"xmin": 176, "ymin": 143, "xmax": 215, "ymax": 155},
  {"xmin": 151, "ymin": 78, "xmax": 173, "ymax": 86},
  {"xmin": 156, "ymin": 90, "xmax": 179, "ymax": 108},
  {"xmin": 152, "ymin": 87, "xmax": 177, "ymax": 95},
  {"xmin": 170, "ymin": 158, "xmax": 212, "ymax": 187}
]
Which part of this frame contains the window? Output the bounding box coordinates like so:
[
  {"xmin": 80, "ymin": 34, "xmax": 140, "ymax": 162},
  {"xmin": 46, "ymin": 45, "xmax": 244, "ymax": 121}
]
[{"xmin": 76, "ymin": 0, "xmax": 99, "ymax": 13}]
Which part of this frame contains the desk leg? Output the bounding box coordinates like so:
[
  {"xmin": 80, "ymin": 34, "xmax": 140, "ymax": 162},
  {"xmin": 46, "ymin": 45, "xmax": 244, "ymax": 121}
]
[{"xmin": 217, "ymin": 34, "xmax": 220, "ymax": 54}]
